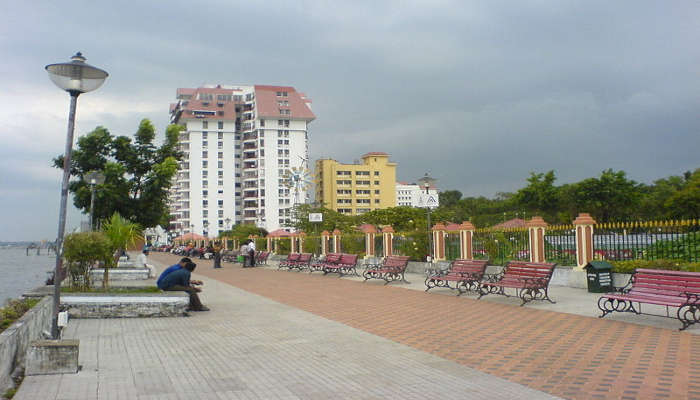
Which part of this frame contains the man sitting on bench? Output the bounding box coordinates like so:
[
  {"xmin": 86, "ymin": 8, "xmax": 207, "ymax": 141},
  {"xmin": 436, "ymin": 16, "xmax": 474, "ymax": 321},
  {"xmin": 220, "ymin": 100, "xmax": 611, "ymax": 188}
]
[{"xmin": 157, "ymin": 260, "xmax": 209, "ymax": 312}]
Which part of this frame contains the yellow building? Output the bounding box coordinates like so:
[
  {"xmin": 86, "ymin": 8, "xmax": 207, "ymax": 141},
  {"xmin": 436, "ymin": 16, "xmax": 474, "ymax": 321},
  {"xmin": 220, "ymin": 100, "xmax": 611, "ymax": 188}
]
[{"xmin": 315, "ymin": 152, "xmax": 397, "ymax": 215}]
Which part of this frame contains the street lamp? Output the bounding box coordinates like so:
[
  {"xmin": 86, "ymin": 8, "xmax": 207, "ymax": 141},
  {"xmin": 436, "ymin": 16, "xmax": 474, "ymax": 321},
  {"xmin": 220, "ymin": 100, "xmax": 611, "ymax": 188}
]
[
  {"xmin": 85, "ymin": 171, "xmax": 105, "ymax": 230},
  {"xmin": 225, "ymin": 218, "xmax": 231, "ymax": 231},
  {"xmin": 417, "ymin": 173, "xmax": 437, "ymax": 263},
  {"xmin": 46, "ymin": 52, "xmax": 108, "ymax": 339}
]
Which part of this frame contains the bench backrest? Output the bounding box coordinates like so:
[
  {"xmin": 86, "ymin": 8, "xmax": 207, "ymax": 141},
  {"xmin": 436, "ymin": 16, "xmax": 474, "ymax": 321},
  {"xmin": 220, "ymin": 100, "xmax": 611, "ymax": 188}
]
[
  {"xmin": 325, "ymin": 253, "xmax": 342, "ymax": 263},
  {"xmin": 503, "ymin": 261, "xmax": 556, "ymax": 282},
  {"xmin": 286, "ymin": 253, "xmax": 300, "ymax": 262},
  {"xmin": 339, "ymin": 253, "xmax": 358, "ymax": 265},
  {"xmin": 630, "ymin": 268, "xmax": 700, "ymax": 297},
  {"xmin": 451, "ymin": 259, "xmax": 488, "ymax": 277},
  {"xmin": 298, "ymin": 253, "xmax": 312, "ymax": 262},
  {"xmin": 384, "ymin": 256, "xmax": 410, "ymax": 269}
]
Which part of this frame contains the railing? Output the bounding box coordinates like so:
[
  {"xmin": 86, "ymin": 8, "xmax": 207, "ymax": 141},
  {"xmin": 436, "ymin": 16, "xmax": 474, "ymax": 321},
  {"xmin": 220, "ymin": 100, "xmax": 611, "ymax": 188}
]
[
  {"xmin": 593, "ymin": 220, "xmax": 699, "ymax": 262},
  {"xmin": 473, "ymin": 227, "xmax": 529, "ymax": 266},
  {"xmin": 341, "ymin": 234, "xmax": 366, "ymax": 257},
  {"xmin": 303, "ymin": 236, "xmax": 322, "ymax": 255},
  {"xmin": 445, "ymin": 232, "xmax": 460, "ymax": 261},
  {"xmin": 374, "ymin": 235, "xmax": 383, "ymax": 257},
  {"xmin": 392, "ymin": 231, "xmax": 429, "ymax": 261},
  {"xmin": 545, "ymin": 224, "xmax": 577, "ymax": 266}
]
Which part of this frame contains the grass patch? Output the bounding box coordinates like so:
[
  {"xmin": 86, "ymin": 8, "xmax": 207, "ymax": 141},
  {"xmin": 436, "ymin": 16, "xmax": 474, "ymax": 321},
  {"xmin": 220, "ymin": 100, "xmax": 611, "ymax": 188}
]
[
  {"xmin": 60, "ymin": 286, "xmax": 161, "ymax": 294},
  {"xmin": 4, "ymin": 387, "xmax": 17, "ymax": 399},
  {"xmin": 0, "ymin": 298, "xmax": 40, "ymax": 334}
]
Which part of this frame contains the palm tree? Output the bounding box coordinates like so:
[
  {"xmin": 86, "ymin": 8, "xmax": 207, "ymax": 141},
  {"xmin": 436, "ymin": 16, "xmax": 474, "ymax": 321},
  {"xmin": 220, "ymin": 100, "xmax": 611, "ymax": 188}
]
[{"xmin": 102, "ymin": 212, "xmax": 142, "ymax": 289}]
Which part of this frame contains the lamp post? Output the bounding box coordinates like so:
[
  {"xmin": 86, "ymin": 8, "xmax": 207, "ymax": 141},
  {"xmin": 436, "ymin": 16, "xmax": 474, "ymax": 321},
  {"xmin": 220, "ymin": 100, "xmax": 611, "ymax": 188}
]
[
  {"xmin": 46, "ymin": 52, "xmax": 108, "ymax": 339},
  {"xmin": 417, "ymin": 173, "xmax": 437, "ymax": 263},
  {"xmin": 85, "ymin": 171, "xmax": 105, "ymax": 230}
]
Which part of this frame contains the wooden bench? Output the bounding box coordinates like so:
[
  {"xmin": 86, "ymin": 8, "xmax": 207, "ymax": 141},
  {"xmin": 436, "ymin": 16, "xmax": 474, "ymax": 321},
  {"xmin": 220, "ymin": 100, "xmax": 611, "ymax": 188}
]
[
  {"xmin": 278, "ymin": 253, "xmax": 300, "ymax": 269},
  {"xmin": 362, "ymin": 256, "xmax": 411, "ymax": 285},
  {"xmin": 287, "ymin": 253, "xmax": 313, "ymax": 271},
  {"xmin": 309, "ymin": 253, "xmax": 341, "ymax": 274},
  {"xmin": 425, "ymin": 259, "xmax": 488, "ymax": 295},
  {"xmin": 255, "ymin": 251, "xmax": 270, "ymax": 265},
  {"xmin": 598, "ymin": 268, "xmax": 700, "ymax": 330},
  {"xmin": 323, "ymin": 254, "xmax": 360, "ymax": 277},
  {"xmin": 478, "ymin": 261, "xmax": 557, "ymax": 306}
]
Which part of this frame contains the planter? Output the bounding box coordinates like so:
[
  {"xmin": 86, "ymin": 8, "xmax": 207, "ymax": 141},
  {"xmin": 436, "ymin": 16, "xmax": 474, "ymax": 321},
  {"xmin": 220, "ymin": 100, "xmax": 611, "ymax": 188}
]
[{"xmin": 61, "ymin": 292, "xmax": 188, "ymax": 318}]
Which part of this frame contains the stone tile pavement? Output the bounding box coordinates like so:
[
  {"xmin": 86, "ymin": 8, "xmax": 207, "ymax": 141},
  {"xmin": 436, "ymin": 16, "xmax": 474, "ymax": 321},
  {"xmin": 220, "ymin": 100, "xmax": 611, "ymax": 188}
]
[
  {"xmin": 14, "ymin": 255, "xmax": 560, "ymax": 400},
  {"xmin": 152, "ymin": 253, "xmax": 700, "ymax": 399}
]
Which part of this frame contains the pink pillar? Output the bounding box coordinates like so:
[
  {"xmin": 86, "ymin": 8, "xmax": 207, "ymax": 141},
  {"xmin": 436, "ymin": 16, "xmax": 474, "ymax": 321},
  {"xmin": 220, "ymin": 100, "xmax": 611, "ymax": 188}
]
[
  {"xmin": 459, "ymin": 221, "xmax": 475, "ymax": 259},
  {"xmin": 526, "ymin": 216, "xmax": 548, "ymax": 263},
  {"xmin": 382, "ymin": 226, "xmax": 394, "ymax": 257},
  {"xmin": 573, "ymin": 213, "xmax": 597, "ymax": 270},
  {"xmin": 321, "ymin": 231, "xmax": 330, "ymax": 255},
  {"xmin": 432, "ymin": 223, "xmax": 446, "ymax": 261},
  {"xmin": 332, "ymin": 229, "xmax": 342, "ymax": 253}
]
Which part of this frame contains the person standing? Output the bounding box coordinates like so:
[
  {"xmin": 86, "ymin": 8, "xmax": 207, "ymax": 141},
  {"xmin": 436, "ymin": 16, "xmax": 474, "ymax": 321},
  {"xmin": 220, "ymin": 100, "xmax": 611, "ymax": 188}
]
[
  {"xmin": 136, "ymin": 249, "xmax": 156, "ymax": 278},
  {"xmin": 248, "ymin": 239, "xmax": 256, "ymax": 267},
  {"xmin": 213, "ymin": 243, "xmax": 222, "ymax": 269},
  {"xmin": 240, "ymin": 241, "xmax": 250, "ymax": 267}
]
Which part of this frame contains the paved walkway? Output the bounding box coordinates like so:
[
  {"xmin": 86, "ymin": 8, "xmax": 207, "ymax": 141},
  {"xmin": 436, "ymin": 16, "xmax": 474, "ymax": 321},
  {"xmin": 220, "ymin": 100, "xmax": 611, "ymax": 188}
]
[
  {"xmin": 15, "ymin": 255, "xmax": 560, "ymax": 400},
  {"xmin": 154, "ymin": 254, "xmax": 700, "ymax": 399}
]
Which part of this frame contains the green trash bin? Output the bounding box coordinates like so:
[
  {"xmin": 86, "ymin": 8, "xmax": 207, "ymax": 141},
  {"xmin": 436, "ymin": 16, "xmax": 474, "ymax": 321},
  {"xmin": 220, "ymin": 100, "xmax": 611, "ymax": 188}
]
[{"xmin": 584, "ymin": 261, "xmax": 614, "ymax": 293}]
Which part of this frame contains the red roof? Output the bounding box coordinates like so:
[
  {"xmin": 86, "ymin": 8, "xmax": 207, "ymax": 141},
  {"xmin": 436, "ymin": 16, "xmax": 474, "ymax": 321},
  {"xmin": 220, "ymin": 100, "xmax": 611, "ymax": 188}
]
[
  {"xmin": 254, "ymin": 85, "xmax": 315, "ymax": 121},
  {"xmin": 268, "ymin": 229, "xmax": 293, "ymax": 237},
  {"xmin": 175, "ymin": 232, "xmax": 208, "ymax": 241}
]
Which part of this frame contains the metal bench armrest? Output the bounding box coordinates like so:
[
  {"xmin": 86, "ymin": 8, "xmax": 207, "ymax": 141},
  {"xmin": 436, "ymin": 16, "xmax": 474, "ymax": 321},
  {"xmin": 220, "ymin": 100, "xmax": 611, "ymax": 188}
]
[
  {"xmin": 683, "ymin": 292, "xmax": 700, "ymax": 304},
  {"xmin": 483, "ymin": 272, "xmax": 503, "ymax": 283},
  {"xmin": 519, "ymin": 277, "xmax": 548, "ymax": 288}
]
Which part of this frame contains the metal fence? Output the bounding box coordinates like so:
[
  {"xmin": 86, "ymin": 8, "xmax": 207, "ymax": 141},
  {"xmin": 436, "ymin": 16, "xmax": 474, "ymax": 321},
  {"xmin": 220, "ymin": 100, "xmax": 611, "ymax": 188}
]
[
  {"xmin": 374, "ymin": 234, "xmax": 383, "ymax": 257},
  {"xmin": 544, "ymin": 224, "xmax": 577, "ymax": 266},
  {"xmin": 392, "ymin": 231, "xmax": 429, "ymax": 261},
  {"xmin": 341, "ymin": 234, "xmax": 366, "ymax": 257},
  {"xmin": 593, "ymin": 220, "xmax": 700, "ymax": 262},
  {"xmin": 445, "ymin": 232, "xmax": 461, "ymax": 260},
  {"xmin": 473, "ymin": 227, "xmax": 529, "ymax": 266},
  {"xmin": 303, "ymin": 236, "xmax": 322, "ymax": 255}
]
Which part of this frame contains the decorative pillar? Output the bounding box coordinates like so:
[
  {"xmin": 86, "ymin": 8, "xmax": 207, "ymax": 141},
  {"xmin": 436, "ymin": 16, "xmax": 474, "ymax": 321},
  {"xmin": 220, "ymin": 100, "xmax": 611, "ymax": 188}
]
[
  {"xmin": 360, "ymin": 225, "xmax": 377, "ymax": 258},
  {"xmin": 290, "ymin": 233, "xmax": 297, "ymax": 253},
  {"xmin": 459, "ymin": 221, "xmax": 475, "ymax": 259},
  {"xmin": 382, "ymin": 226, "xmax": 394, "ymax": 257},
  {"xmin": 526, "ymin": 217, "xmax": 548, "ymax": 263},
  {"xmin": 266, "ymin": 236, "xmax": 272, "ymax": 253},
  {"xmin": 321, "ymin": 230, "xmax": 330, "ymax": 255},
  {"xmin": 332, "ymin": 229, "xmax": 342, "ymax": 253},
  {"xmin": 432, "ymin": 223, "xmax": 447, "ymax": 261},
  {"xmin": 573, "ymin": 213, "xmax": 597, "ymax": 270}
]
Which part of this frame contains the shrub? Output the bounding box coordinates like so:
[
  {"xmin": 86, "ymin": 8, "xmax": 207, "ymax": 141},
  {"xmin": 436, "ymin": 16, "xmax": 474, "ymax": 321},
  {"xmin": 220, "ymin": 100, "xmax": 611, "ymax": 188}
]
[
  {"xmin": 608, "ymin": 259, "xmax": 700, "ymax": 274},
  {"xmin": 340, "ymin": 234, "xmax": 366, "ymax": 257},
  {"xmin": 0, "ymin": 298, "xmax": 40, "ymax": 333},
  {"xmin": 63, "ymin": 232, "xmax": 113, "ymax": 291}
]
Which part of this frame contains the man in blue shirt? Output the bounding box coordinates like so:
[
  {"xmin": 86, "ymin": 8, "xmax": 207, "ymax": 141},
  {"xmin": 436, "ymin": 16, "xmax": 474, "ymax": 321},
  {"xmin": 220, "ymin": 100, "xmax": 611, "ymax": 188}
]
[
  {"xmin": 158, "ymin": 260, "xmax": 209, "ymax": 311},
  {"xmin": 157, "ymin": 257, "xmax": 202, "ymax": 287}
]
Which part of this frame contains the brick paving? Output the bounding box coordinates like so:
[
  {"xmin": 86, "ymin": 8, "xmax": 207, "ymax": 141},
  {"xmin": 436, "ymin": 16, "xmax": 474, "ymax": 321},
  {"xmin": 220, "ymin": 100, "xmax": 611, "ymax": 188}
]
[{"xmin": 151, "ymin": 253, "xmax": 700, "ymax": 400}]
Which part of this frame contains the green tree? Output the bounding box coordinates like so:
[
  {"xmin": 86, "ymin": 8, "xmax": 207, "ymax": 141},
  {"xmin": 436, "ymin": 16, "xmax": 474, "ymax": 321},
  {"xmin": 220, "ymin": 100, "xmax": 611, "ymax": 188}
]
[
  {"xmin": 439, "ymin": 190, "xmax": 462, "ymax": 208},
  {"xmin": 567, "ymin": 169, "xmax": 642, "ymax": 221},
  {"xmin": 666, "ymin": 169, "xmax": 700, "ymax": 219},
  {"xmin": 513, "ymin": 171, "xmax": 559, "ymax": 218},
  {"xmin": 54, "ymin": 120, "xmax": 182, "ymax": 229},
  {"xmin": 62, "ymin": 232, "xmax": 113, "ymax": 291},
  {"xmin": 218, "ymin": 224, "xmax": 267, "ymax": 241}
]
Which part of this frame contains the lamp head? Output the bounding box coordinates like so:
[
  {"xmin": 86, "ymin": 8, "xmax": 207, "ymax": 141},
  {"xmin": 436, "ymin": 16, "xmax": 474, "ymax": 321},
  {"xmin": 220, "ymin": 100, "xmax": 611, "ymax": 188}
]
[{"xmin": 46, "ymin": 52, "xmax": 108, "ymax": 94}]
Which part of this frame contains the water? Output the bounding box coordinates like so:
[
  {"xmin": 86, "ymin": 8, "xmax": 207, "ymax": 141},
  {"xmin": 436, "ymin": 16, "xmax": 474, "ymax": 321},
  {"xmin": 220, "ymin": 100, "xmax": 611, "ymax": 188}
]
[{"xmin": 0, "ymin": 247, "xmax": 55, "ymax": 304}]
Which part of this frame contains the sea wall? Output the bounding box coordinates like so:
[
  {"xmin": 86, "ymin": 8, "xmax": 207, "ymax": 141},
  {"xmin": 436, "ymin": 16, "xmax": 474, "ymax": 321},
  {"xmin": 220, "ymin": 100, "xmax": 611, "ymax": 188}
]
[{"xmin": 0, "ymin": 296, "xmax": 52, "ymax": 394}]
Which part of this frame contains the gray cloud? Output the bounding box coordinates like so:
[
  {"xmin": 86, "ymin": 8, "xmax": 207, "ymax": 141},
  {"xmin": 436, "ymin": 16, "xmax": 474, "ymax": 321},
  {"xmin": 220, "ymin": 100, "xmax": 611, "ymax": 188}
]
[{"xmin": 0, "ymin": 0, "xmax": 698, "ymax": 240}]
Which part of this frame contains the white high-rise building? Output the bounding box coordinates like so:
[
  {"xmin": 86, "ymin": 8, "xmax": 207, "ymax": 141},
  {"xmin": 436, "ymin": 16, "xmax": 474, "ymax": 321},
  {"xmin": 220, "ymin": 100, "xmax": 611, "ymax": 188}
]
[
  {"xmin": 396, "ymin": 182, "xmax": 439, "ymax": 207},
  {"xmin": 169, "ymin": 84, "xmax": 315, "ymax": 237}
]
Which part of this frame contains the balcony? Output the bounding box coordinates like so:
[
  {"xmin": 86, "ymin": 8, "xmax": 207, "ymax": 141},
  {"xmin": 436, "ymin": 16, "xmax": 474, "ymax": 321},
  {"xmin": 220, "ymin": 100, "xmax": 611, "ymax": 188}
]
[
  {"xmin": 243, "ymin": 153, "xmax": 257, "ymax": 160},
  {"xmin": 243, "ymin": 211, "xmax": 257, "ymax": 218},
  {"xmin": 244, "ymin": 201, "xmax": 258, "ymax": 208},
  {"xmin": 243, "ymin": 143, "xmax": 257, "ymax": 150},
  {"xmin": 243, "ymin": 183, "xmax": 258, "ymax": 189},
  {"xmin": 243, "ymin": 172, "xmax": 258, "ymax": 179}
]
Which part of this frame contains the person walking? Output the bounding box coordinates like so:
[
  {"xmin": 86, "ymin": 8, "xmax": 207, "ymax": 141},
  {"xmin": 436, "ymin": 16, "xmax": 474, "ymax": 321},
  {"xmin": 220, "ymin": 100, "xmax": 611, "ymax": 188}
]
[{"xmin": 240, "ymin": 241, "xmax": 250, "ymax": 267}]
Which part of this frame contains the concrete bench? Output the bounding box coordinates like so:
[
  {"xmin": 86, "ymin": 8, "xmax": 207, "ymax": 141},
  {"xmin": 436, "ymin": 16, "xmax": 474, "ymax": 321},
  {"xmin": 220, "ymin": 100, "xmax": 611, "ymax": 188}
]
[
  {"xmin": 90, "ymin": 268, "xmax": 149, "ymax": 281},
  {"xmin": 61, "ymin": 292, "xmax": 189, "ymax": 318}
]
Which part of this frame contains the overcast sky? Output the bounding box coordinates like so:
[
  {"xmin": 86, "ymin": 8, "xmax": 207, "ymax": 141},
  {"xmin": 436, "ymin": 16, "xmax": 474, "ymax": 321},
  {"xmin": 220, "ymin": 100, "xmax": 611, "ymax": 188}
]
[{"xmin": 1, "ymin": 0, "xmax": 698, "ymax": 241}]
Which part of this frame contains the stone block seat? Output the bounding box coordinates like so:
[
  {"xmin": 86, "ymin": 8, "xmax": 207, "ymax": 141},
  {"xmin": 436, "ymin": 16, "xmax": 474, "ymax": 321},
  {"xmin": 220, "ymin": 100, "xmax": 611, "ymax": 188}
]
[{"xmin": 61, "ymin": 292, "xmax": 189, "ymax": 318}]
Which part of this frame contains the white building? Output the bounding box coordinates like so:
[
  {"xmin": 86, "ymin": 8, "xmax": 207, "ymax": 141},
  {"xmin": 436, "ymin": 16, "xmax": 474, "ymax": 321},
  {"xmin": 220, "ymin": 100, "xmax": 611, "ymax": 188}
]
[
  {"xmin": 396, "ymin": 182, "xmax": 439, "ymax": 207},
  {"xmin": 169, "ymin": 84, "xmax": 315, "ymax": 237}
]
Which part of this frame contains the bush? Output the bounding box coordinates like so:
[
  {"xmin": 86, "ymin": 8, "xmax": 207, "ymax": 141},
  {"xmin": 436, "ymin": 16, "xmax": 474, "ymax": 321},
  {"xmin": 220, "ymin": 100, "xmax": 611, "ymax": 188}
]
[
  {"xmin": 303, "ymin": 236, "xmax": 322, "ymax": 254},
  {"xmin": 608, "ymin": 259, "xmax": 700, "ymax": 274},
  {"xmin": 63, "ymin": 232, "xmax": 113, "ymax": 291},
  {"xmin": 0, "ymin": 298, "xmax": 40, "ymax": 333},
  {"xmin": 340, "ymin": 234, "xmax": 366, "ymax": 257}
]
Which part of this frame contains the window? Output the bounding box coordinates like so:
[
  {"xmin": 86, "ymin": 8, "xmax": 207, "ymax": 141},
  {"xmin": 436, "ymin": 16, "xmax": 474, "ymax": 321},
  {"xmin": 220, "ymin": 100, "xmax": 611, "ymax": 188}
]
[
  {"xmin": 218, "ymin": 121, "xmax": 224, "ymax": 129},
  {"xmin": 375, "ymin": 199, "xmax": 380, "ymax": 203},
  {"xmin": 202, "ymin": 132, "xmax": 208, "ymax": 139},
  {"xmin": 218, "ymin": 152, "xmax": 223, "ymax": 159},
  {"xmin": 374, "ymin": 181, "xmax": 380, "ymax": 185},
  {"xmin": 374, "ymin": 190, "xmax": 380, "ymax": 194},
  {"xmin": 279, "ymin": 109, "xmax": 290, "ymax": 115},
  {"xmin": 203, "ymin": 210, "xmax": 208, "ymax": 217},
  {"xmin": 218, "ymin": 200, "xmax": 224, "ymax": 208},
  {"xmin": 203, "ymin": 180, "xmax": 208, "ymax": 187},
  {"xmin": 203, "ymin": 200, "xmax": 208, "ymax": 207},
  {"xmin": 284, "ymin": 120, "xmax": 289, "ymax": 127},
  {"xmin": 202, "ymin": 141, "xmax": 208, "ymax": 147},
  {"xmin": 355, "ymin": 180, "xmax": 370, "ymax": 185},
  {"xmin": 218, "ymin": 180, "xmax": 224, "ymax": 186},
  {"xmin": 260, "ymin": 119, "xmax": 265, "ymax": 127},
  {"xmin": 202, "ymin": 151, "xmax": 208, "ymax": 158},
  {"xmin": 218, "ymin": 132, "xmax": 223, "ymax": 139},
  {"xmin": 203, "ymin": 121, "xmax": 208, "ymax": 129},
  {"xmin": 218, "ymin": 170, "xmax": 224, "ymax": 178},
  {"xmin": 278, "ymin": 120, "xmax": 284, "ymax": 126},
  {"xmin": 374, "ymin": 171, "xmax": 380, "ymax": 176},
  {"xmin": 336, "ymin": 171, "xmax": 351, "ymax": 176},
  {"xmin": 276, "ymin": 91, "xmax": 288, "ymax": 97},
  {"xmin": 356, "ymin": 171, "xmax": 370, "ymax": 176},
  {"xmin": 202, "ymin": 171, "xmax": 208, "ymax": 178},
  {"xmin": 218, "ymin": 210, "xmax": 224, "ymax": 217},
  {"xmin": 218, "ymin": 141, "xmax": 223, "ymax": 149},
  {"xmin": 356, "ymin": 199, "xmax": 370, "ymax": 204},
  {"xmin": 218, "ymin": 161, "xmax": 223, "ymax": 168},
  {"xmin": 356, "ymin": 190, "xmax": 370, "ymax": 195},
  {"xmin": 336, "ymin": 179, "xmax": 352, "ymax": 185}
]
